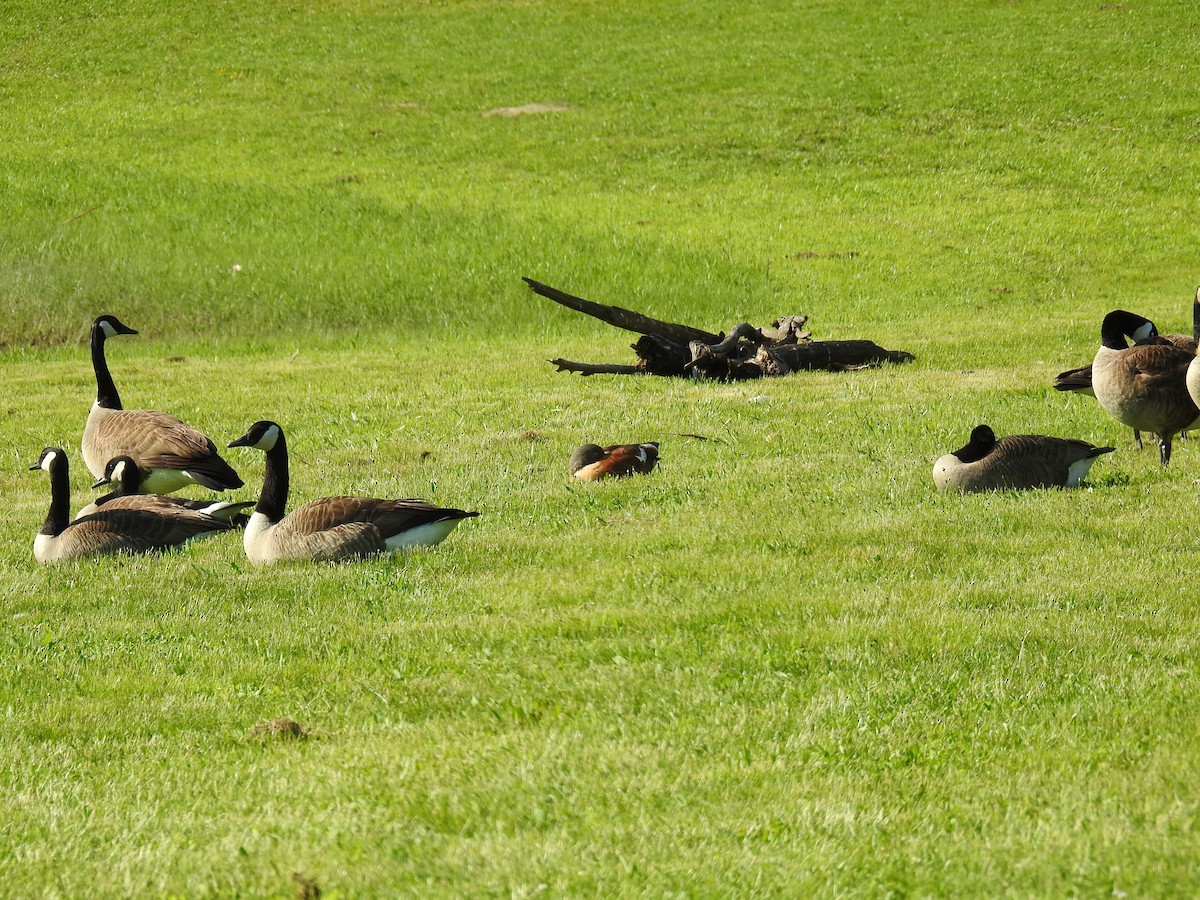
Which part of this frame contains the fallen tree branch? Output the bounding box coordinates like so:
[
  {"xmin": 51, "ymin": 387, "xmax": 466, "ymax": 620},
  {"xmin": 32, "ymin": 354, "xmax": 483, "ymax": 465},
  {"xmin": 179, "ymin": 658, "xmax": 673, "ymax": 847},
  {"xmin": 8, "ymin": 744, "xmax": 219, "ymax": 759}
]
[
  {"xmin": 524, "ymin": 277, "xmax": 721, "ymax": 345},
  {"xmin": 528, "ymin": 277, "xmax": 914, "ymax": 380},
  {"xmin": 549, "ymin": 358, "xmax": 642, "ymax": 376}
]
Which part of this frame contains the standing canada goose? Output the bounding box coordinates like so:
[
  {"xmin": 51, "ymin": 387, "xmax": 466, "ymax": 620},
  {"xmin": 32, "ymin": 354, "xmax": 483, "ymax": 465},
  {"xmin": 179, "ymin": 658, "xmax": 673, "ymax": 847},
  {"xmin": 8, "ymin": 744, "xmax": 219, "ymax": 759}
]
[
  {"xmin": 569, "ymin": 442, "xmax": 660, "ymax": 480},
  {"xmin": 30, "ymin": 447, "xmax": 239, "ymax": 563},
  {"xmin": 932, "ymin": 425, "xmax": 1115, "ymax": 492},
  {"xmin": 1055, "ymin": 292, "xmax": 1200, "ymax": 448},
  {"xmin": 74, "ymin": 456, "xmax": 254, "ymax": 525},
  {"xmin": 1091, "ymin": 309, "xmax": 1198, "ymax": 466},
  {"xmin": 82, "ymin": 315, "xmax": 243, "ymax": 493},
  {"xmin": 227, "ymin": 420, "xmax": 479, "ymax": 564}
]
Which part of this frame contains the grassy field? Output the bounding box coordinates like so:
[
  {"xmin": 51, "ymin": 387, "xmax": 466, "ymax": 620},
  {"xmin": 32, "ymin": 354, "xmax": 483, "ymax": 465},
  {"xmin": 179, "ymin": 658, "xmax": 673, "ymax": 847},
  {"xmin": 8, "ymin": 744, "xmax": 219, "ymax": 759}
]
[{"xmin": 4, "ymin": 0, "xmax": 1200, "ymax": 895}]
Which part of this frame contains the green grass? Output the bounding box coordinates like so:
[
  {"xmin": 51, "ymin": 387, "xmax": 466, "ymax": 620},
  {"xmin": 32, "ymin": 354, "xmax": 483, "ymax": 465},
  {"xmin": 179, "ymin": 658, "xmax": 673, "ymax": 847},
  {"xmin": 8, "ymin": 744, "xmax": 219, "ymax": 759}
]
[{"xmin": 4, "ymin": 0, "xmax": 1200, "ymax": 895}]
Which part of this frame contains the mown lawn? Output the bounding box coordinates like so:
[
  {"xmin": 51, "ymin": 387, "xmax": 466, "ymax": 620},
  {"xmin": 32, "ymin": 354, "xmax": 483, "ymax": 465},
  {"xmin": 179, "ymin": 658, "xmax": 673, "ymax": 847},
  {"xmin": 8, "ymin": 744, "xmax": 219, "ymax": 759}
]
[{"xmin": 3, "ymin": 1, "xmax": 1200, "ymax": 895}]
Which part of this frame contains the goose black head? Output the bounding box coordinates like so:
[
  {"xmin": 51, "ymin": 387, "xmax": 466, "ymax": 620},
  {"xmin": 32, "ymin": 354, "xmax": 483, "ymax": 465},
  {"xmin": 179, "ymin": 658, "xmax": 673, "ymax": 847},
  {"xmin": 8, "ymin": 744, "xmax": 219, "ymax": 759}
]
[
  {"xmin": 228, "ymin": 420, "xmax": 283, "ymax": 452},
  {"xmin": 29, "ymin": 447, "xmax": 66, "ymax": 472},
  {"xmin": 952, "ymin": 425, "xmax": 998, "ymax": 464},
  {"xmin": 1100, "ymin": 310, "xmax": 1157, "ymax": 350},
  {"xmin": 93, "ymin": 456, "xmax": 141, "ymax": 490},
  {"xmin": 92, "ymin": 315, "xmax": 139, "ymax": 340}
]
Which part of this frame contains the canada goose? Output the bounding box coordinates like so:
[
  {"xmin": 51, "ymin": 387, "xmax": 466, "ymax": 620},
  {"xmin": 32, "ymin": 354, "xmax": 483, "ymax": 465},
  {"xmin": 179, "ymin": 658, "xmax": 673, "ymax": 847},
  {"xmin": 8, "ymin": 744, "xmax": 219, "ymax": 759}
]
[
  {"xmin": 74, "ymin": 456, "xmax": 254, "ymax": 525},
  {"xmin": 569, "ymin": 442, "xmax": 660, "ymax": 480},
  {"xmin": 1091, "ymin": 309, "xmax": 1199, "ymax": 466},
  {"xmin": 1056, "ymin": 294, "xmax": 1200, "ymax": 448},
  {"xmin": 932, "ymin": 425, "xmax": 1115, "ymax": 492},
  {"xmin": 83, "ymin": 315, "xmax": 243, "ymax": 493},
  {"xmin": 227, "ymin": 420, "xmax": 479, "ymax": 563},
  {"xmin": 30, "ymin": 447, "xmax": 239, "ymax": 563}
]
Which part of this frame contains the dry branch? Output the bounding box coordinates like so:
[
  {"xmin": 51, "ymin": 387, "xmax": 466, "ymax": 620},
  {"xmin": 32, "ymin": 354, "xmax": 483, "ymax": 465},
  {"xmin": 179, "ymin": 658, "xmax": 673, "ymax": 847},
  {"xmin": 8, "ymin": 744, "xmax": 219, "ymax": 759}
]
[
  {"xmin": 549, "ymin": 359, "xmax": 642, "ymax": 376},
  {"xmin": 526, "ymin": 277, "xmax": 914, "ymax": 380},
  {"xmin": 523, "ymin": 277, "xmax": 721, "ymax": 344}
]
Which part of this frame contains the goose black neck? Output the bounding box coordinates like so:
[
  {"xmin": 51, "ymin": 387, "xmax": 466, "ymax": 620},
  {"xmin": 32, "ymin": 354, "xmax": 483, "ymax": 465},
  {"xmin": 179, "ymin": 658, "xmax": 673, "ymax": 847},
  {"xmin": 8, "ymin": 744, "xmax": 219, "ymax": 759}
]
[
  {"xmin": 91, "ymin": 328, "xmax": 122, "ymax": 409},
  {"xmin": 41, "ymin": 461, "xmax": 71, "ymax": 537},
  {"xmin": 91, "ymin": 489, "xmax": 119, "ymax": 509},
  {"xmin": 256, "ymin": 433, "xmax": 290, "ymax": 523}
]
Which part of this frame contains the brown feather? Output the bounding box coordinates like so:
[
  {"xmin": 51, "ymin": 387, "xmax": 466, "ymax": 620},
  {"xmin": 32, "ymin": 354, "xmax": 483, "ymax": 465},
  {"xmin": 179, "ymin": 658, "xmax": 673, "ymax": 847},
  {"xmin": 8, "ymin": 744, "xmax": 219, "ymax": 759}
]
[{"xmin": 84, "ymin": 406, "xmax": 242, "ymax": 491}]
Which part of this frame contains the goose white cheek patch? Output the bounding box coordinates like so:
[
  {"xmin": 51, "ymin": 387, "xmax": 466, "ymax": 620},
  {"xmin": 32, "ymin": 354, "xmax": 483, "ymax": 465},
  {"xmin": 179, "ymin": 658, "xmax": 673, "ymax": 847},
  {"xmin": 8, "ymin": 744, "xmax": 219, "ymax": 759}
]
[{"xmin": 257, "ymin": 424, "xmax": 281, "ymax": 450}]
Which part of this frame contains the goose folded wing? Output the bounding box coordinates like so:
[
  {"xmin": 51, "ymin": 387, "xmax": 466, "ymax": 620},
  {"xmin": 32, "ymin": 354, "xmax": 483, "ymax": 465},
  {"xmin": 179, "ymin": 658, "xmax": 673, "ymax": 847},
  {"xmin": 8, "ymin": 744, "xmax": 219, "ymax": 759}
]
[
  {"xmin": 283, "ymin": 496, "xmax": 469, "ymax": 538},
  {"xmin": 1128, "ymin": 346, "xmax": 1193, "ymax": 381},
  {"xmin": 1053, "ymin": 364, "xmax": 1093, "ymax": 391},
  {"xmin": 92, "ymin": 410, "xmax": 204, "ymax": 455},
  {"xmin": 993, "ymin": 436, "xmax": 1104, "ymax": 486},
  {"xmin": 281, "ymin": 521, "xmax": 388, "ymax": 561},
  {"xmin": 70, "ymin": 507, "xmax": 227, "ymax": 551}
]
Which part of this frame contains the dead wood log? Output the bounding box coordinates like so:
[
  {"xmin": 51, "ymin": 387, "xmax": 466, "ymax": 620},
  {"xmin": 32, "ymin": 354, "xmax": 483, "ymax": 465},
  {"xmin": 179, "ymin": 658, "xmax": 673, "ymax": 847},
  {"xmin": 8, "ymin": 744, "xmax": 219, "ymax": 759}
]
[
  {"xmin": 765, "ymin": 340, "xmax": 915, "ymax": 373},
  {"xmin": 527, "ymin": 277, "xmax": 914, "ymax": 379},
  {"xmin": 632, "ymin": 334, "xmax": 691, "ymax": 376}
]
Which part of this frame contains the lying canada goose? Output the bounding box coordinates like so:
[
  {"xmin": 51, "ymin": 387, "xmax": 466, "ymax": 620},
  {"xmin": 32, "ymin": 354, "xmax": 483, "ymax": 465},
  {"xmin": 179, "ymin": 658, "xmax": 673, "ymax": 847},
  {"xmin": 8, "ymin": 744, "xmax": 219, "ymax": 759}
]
[
  {"xmin": 75, "ymin": 456, "xmax": 254, "ymax": 525},
  {"xmin": 932, "ymin": 425, "xmax": 1115, "ymax": 492},
  {"xmin": 30, "ymin": 447, "xmax": 239, "ymax": 563},
  {"xmin": 83, "ymin": 314, "xmax": 243, "ymax": 493},
  {"xmin": 1091, "ymin": 309, "xmax": 1198, "ymax": 466},
  {"xmin": 569, "ymin": 442, "xmax": 660, "ymax": 480},
  {"xmin": 227, "ymin": 420, "xmax": 479, "ymax": 563}
]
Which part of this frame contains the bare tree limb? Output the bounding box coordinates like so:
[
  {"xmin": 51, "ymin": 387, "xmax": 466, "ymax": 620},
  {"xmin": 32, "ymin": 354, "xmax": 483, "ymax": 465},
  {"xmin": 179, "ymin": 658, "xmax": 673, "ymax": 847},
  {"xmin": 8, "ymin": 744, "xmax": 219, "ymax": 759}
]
[
  {"xmin": 524, "ymin": 277, "xmax": 722, "ymax": 345},
  {"xmin": 549, "ymin": 358, "xmax": 643, "ymax": 377}
]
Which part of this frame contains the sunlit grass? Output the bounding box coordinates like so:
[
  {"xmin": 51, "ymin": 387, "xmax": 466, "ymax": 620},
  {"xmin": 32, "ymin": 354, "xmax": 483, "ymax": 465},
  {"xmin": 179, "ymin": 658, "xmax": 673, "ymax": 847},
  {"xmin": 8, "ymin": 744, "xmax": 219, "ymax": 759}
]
[{"xmin": 3, "ymin": 0, "xmax": 1200, "ymax": 895}]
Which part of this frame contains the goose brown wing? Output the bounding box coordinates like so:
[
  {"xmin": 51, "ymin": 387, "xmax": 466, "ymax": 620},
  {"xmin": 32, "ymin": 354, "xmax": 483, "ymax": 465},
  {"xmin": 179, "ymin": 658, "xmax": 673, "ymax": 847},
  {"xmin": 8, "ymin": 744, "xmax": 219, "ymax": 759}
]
[
  {"xmin": 367, "ymin": 499, "xmax": 478, "ymax": 539},
  {"xmin": 279, "ymin": 496, "xmax": 474, "ymax": 541},
  {"xmin": 1053, "ymin": 364, "xmax": 1094, "ymax": 394},
  {"xmin": 992, "ymin": 435, "xmax": 1111, "ymax": 487},
  {"xmin": 91, "ymin": 410, "xmax": 243, "ymax": 489},
  {"xmin": 67, "ymin": 507, "xmax": 230, "ymax": 554},
  {"xmin": 1156, "ymin": 333, "xmax": 1197, "ymax": 353},
  {"xmin": 1125, "ymin": 344, "xmax": 1194, "ymax": 383},
  {"xmin": 95, "ymin": 495, "xmax": 253, "ymax": 522},
  {"xmin": 290, "ymin": 522, "xmax": 389, "ymax": 561}
]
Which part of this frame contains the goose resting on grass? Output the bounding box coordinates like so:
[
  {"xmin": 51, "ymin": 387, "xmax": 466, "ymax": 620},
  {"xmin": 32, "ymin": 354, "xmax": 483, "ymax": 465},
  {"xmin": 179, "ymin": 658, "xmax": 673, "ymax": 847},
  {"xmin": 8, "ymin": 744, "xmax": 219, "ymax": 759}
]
[
  {"xmin": 227, "ymin": 420, "xmax": 479, "ymax": 563},
  {"xmin": 83, "ymin": 314, "xmax": 243, "ymax": 493},
  {"xmin": 933, "ymin": 425, "xmax": 1115, "ymax": 492},
  {"xmin": 75, "ymin": 456, "xmax": 254, "ymax": 525},
  {"xmin": 31, "ymin": 447, "xmax": 239, "ymax": 563}
]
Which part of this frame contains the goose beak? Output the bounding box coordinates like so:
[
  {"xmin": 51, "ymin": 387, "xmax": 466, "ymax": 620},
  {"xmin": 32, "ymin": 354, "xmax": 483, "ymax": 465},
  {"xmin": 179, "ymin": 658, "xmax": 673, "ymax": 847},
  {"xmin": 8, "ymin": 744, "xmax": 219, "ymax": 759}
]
[
  {"xmin": 91, "ymin": 475, "xmax": 111, "ymax": 488},
  {"xmin": 119, "ymin": 325, "xmax": 139, "ymax": 336},
  {"xmin": 28, "ymin": 462, "xmax": 40, "ymax": 471},
  {"xmin": 227, "ymin": 434, "xmax": 251, "ymax": 448}
]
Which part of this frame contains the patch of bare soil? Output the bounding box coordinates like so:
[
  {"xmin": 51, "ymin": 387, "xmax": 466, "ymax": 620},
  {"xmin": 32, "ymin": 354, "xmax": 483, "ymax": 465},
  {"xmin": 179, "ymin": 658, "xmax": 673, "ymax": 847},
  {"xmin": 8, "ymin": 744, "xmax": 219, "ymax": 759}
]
[
  {"xmin": 293, "ymin": 871, "xmax": 322, "ymax": 899},
  {"xmin": 251, "ymin": 716, "xmax": 309, "ymax": 739},
  {"xmin": 484, "ymin": 103, "xmax": 572, "ymax": 117}
]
